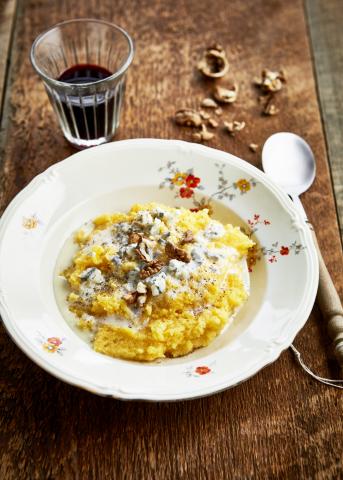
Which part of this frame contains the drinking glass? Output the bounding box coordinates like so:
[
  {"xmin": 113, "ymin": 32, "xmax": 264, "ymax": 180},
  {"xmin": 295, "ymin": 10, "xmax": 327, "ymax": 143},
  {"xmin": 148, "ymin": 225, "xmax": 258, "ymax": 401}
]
[{"xmin": 31, "ymin": 19, "xmax": 134, "ymax": 149}]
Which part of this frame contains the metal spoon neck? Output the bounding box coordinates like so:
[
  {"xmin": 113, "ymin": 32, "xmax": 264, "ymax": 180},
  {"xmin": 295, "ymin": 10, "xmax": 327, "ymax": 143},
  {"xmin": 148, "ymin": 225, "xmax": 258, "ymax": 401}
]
[{"xmin": 289, "ymin": 194, "xmax": 308, "ymax": 220}]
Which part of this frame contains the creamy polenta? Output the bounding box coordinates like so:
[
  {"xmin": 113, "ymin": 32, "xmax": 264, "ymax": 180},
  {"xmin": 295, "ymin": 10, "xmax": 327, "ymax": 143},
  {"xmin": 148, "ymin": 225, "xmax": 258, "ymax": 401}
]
[{"xmin": 62, "ymin": 203, "xmax": 254, "ymax": 361}]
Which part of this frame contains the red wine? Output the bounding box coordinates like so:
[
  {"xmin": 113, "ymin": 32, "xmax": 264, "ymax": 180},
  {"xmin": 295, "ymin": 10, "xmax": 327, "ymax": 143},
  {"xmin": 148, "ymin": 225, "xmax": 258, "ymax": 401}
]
[
  {"xmin": 57, "ymin": 64, "xmax": 115, "ymax": 140},
  {"xmin": 58, "ymin": 63, "xmax": 112, "ymax": 84}
]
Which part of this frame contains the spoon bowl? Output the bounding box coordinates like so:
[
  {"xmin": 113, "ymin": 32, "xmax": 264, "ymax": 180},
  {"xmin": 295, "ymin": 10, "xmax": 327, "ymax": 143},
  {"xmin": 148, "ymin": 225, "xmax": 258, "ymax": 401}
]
[{"xmin": 262, "ymin": 132, "xmax": 316, "ymax": 196}]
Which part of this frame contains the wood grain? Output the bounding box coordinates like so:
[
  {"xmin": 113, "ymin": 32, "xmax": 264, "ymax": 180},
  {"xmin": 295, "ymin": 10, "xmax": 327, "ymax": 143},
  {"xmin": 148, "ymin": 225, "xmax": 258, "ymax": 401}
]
[
  {"xmin": 0, "ymin": 0, "xmax": 17, "ymax": 120},
  {"xmin": 0, "ymin": 1, "xmax": 343, "ymax": 479},
  {"xmin": 306, "ymin": 0, "xmax": 343, "ymax": 238}
]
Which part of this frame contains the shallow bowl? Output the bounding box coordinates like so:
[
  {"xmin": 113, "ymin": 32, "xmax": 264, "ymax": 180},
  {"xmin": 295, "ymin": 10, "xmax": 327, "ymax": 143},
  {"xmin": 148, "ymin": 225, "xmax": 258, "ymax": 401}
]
[{"xmin": 0, "ymin": 139, "xmax": 318, "ymax": 400}]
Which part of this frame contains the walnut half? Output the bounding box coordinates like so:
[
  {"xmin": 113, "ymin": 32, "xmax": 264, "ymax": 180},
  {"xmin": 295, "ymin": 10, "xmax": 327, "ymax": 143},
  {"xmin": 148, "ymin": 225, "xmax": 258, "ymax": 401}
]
[
  {"xmin": 165, "ymin": 241, "xmax": 191, "ymax": 263},
  {"xmin": 140, "ymin": 260, "xmax": 164, "ymax": 279}
]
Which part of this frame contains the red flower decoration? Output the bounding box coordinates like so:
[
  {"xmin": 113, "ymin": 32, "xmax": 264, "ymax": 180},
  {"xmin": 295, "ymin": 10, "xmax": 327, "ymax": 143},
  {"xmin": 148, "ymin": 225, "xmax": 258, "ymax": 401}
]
[
  {"xmin": 280, "ymin": 246, "xmax": 289, "ymax": 256},
  {"xmin": 180, "ymin": 187, "xmax": 194, "ymax": 198},
  {"xmin": 264, "ymin": 220, "xmax": 271, "ymax": 225},
  {"xmin": 195, "ymin": 366, "xmax": 211, "ymax": 375},
  {"xmin": 47, "ymin": 337, "xmax": 62, "ymax": 346},
  {"xmin": 185, "ymin": 174, "xmax": 201, "ymax": 188},
  {"xmin": 254, "ymin": 214, "xmax": 260, "ymax": 220}
]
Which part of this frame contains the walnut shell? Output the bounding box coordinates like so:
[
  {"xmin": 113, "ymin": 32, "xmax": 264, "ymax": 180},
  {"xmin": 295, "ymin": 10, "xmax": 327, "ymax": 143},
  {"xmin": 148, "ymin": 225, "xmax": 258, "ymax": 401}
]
[
  {"xmin": 175, "ymin": 109, "xmax": 202, "ymax": 127},
  {"xmin": 263, "ymin": 98, "xmax": 279, "ymax": 116},
  {"xmin": 201, "ymin": 98, "xmax": 218, "ymax": 108},
  {"xmin": 197, "ymin": 47, "xmax": 229, "ymax": 79},
  {"xmin": 208, "ymin": 118, "xmax": 218, "ymax": 128},
  {"xmin": 192, "ymin": 124, "xmax": 214, "ymax": 142},
  {"xmin": 224, "ymin": 120, "xmax": 246, "ymax": 136},
  {"xmin": 255, "ymin": 69, "xmax": 286, "ymax": 93},
  {"xmin": 249, "ymin": 143, "xmax": 259, "ymax": 152},
  {"xmin": 213, "ymin": 84, "xmax": 238, "ymax": 103}
]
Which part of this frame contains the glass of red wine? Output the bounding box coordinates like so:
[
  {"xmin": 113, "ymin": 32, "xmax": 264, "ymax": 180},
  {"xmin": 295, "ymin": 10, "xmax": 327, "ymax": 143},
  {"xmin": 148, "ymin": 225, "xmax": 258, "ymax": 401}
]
[{"xmin": 31, "ymin": 19, "xmax": 134, "ymax": 149}]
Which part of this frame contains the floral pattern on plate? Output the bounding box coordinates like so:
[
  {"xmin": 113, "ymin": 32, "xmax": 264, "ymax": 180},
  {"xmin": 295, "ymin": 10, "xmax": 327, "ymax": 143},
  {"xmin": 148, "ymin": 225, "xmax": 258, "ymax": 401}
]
[
  {"xmin": 184, "ymin": 362, "xmax": 216, "ymax": 377},
  {"xmin": 158, "ymin": 161, "xmax": 257, "ymax": 211},
  {"xmin": 262, "ymin": 240, "xmax": 305, "ymax": 263},
  {"xmin": 22, "ymin": 214, "xmax": 41, "ymax": 230},
  {"xmin": 243, "ymin": 214, "xmax": 306, "ymax": 271},
  {"xmin": 37, "ymin": 333, "xmax": 65, "ymax": 355}
]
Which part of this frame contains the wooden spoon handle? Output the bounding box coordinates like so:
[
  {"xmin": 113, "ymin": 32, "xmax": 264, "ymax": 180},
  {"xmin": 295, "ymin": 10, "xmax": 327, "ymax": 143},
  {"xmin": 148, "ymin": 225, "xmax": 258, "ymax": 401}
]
[{"xmin": 310, "ymin": 227, "xmax": 343, "ymax": 367}]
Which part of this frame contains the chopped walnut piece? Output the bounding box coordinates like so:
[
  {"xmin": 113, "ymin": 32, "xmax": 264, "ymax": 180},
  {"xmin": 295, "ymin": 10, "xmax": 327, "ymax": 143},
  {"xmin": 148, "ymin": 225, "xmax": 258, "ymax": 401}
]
[
  {"xmin": 192, "ymin": 124, "xmax": 214, "ymax": 141},
  {"xmin": 200, "ymin": 110, "xmax": 210, "ymax": 120},
  {"xmin": 201, "ymin": 98, "xmax": 218, "ymax": 108},
  {"xmin": 180, "ymin": 230, "xmax": 194, "ymax": 245},
  {"xmin": 197, "ymin": 46, "xmax": 229, "ymax": 78},
  {"xmin": 254, "ymin": 69, "xmax": 286, "ymax": 93},
  {"xmin": 135, "ymin": 239, "xmax": 152, "ymax": 262},
  {"xmin": 140, "ymin": 260, "xmax": 164, "ymax": 279},
  {"xmin": 249, "ymin": 143, "xmax": 259, "ymax": 152},
  {"xmin": 192, "ymin": 132, "xmax": 201, "ymax": 141},
  {"xmin": 224, "ymin": 120, "xmax": 246, "ymax": 136},
  {"xmin": 214, "ymin": 107, "xmax": 223, "ymax": 116},
  {"xmin": 124, "ymin": 291, "xmax": 139, "ymax": 304},
  {"xmin": 165, "ymin": 241, "xmax": 191, "ymax": 263},
  {"xmin": 263, "ymin": 101, "xmax": 279, "ymax": 116},
  {"xmin": 213, "ymin": 84, "xmax": 238, "ymax": 103},
  {"xmin": 208, "ymin": 118, "xmax": 218, "ymax": 128},
  {"xmin": 175, "ymin": 109, "xmax": 202, "ymax": 127},
  {"xmin": 128, "ymin": 232, "xmax": 142, "ymax": 244}
]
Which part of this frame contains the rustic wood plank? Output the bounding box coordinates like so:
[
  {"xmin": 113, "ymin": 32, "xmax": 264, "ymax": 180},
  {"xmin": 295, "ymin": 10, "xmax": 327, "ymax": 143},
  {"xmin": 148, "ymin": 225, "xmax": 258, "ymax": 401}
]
[
  {"xmin": 0, "ymin": 1, "xmax": 342, "ymax": 479},
  {"xmin": 306, "ymin": 0, "xmax": 343, "ymax": 238},
  {"xmin": 0, "ymin": 0, "xmax": 17, "ymax": 121}
]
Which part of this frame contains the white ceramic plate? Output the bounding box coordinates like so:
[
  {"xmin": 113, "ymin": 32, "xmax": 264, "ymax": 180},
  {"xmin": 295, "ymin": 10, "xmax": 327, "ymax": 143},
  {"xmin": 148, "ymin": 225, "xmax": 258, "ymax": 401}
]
[{"xmin": 0, "ymin": 139, "xmax": 318, "ymax": 401}]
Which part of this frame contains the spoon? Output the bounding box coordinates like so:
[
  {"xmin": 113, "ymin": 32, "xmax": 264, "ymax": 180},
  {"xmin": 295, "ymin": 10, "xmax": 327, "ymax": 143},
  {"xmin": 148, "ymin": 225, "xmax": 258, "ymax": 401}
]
[{"xmin": 262, "ymin": 132, "xmax": 343, "ymax": 368}]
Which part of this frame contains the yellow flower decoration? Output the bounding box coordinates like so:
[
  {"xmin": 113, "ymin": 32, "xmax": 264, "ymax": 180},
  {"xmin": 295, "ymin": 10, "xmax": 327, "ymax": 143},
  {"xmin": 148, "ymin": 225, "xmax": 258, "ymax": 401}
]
[
  {"xmin": 22, "ymin": 216, "xmax": 39, "ymax": 229},
  {"xmin": 42, "ymin": 343, "xmax": 59, "ymax": 353},
  {"xmin": 171, "ymin": 172, "xmax": 187, "ymax": 186},
  {"xmin": 236, "ymin": 178, "xmax": 251, "ymax": 193}
]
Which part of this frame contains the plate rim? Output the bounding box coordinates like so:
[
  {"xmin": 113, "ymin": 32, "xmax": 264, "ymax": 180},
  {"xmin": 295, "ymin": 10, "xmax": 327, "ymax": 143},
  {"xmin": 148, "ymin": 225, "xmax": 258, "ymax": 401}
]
[{"xmin": 0, "ymin": 138, "xmax": 319, "ymax": 401}]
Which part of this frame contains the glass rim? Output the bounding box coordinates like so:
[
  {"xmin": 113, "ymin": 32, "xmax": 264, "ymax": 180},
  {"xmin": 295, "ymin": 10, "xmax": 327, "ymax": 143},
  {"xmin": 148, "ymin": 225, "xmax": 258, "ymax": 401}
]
[{"xmin": 30, "ymin": 18, "xmax": 135, "ymax": 88}]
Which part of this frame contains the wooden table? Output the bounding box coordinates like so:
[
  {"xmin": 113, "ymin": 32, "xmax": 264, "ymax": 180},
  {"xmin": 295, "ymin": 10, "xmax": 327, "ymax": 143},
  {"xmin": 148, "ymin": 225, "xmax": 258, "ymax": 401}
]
[{"xmin": 1, "ymin": 1, "xmax": 342, "ymax": 478}]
